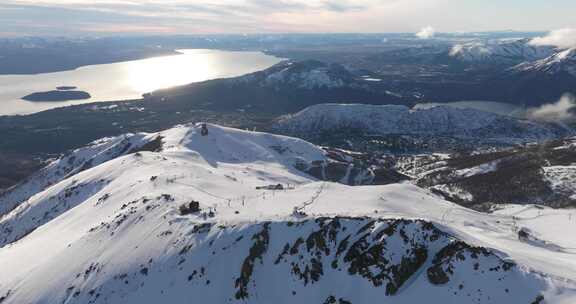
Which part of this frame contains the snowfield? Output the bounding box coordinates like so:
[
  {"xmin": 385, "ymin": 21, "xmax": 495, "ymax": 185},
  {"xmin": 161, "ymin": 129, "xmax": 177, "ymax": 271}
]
[{"xmin": 0, "ymin": 124, "xmax": 575, "ymax": 304}]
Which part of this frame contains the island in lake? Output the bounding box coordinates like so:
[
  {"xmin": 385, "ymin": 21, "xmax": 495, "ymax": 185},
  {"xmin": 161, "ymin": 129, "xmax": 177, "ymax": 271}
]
[{"xmin": 22, "ymin": 88, "xmax": 91, "ymax": 102}]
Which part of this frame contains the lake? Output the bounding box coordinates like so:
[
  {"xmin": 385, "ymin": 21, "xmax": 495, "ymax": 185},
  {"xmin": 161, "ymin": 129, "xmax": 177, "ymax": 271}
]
[{"xmin": 0, "ymin": 49, "xmax": 283, "ymax": 116}]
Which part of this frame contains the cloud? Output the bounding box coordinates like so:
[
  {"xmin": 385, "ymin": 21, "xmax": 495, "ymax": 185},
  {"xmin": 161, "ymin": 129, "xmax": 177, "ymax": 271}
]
[
  {"xmin": 246, "ymin": 0, "xmax": 308, "ymax": 10},
  {"xmin": 416, "ymin": 26, "xmax": 435, "ymax": 39},
  {"xmin": 527, "ymin": 94, "xmax": 576, "ymax": 122},
  {"xmin": 530, "ymin": 28, "xmax": 576, "ymax": 49},
  {"xmin": 0, "ymin": 2, "xmax": 264, "ymax": 35},
  {"xmin": 4, "ymin": 0, "xmax": 576, "ymax": 36},
  {"xmin": 8, "ymin": 0, "xmax": 562, "ymax": 36},
  {"xmin": 0, "ymin": 0, "xmax": 452, "ymax": 35},
  {"xmin": 321, "ymin": 0, "xmax": 365, "ymax": 12}
]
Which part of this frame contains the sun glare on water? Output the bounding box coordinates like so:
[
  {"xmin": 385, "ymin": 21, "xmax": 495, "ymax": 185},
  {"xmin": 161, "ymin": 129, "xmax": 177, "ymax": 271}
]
[
  {"xmin": 0, "ymin": 49, "xmax": 282, "ymax": 116},
  {"xmin": 125, "ymin": 50, "xmax": 215, "ymax": 93}
]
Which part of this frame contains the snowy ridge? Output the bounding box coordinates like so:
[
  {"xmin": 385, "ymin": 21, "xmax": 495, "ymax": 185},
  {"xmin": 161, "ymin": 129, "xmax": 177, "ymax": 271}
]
[
  {"xmin": 0, "ymin": 124, "xmax": 327, "ymax": 248},
  {"xmin": 0, "ymin": 124, "xmax": 575, "ymax": 303},
  {"xmin": 511, "ymin": 48, "xmax": 576, "ymax": 77},
  {"xmin": 273, "ymin": 103, "xmax": 571, "ymax": 143},
  {"xmin": 0, "ymin": 132, "xmax": 161, "ymax": 217},
  {"xmin": 449, "ymin": 39, "xmax": 555, "ymax": 65}
]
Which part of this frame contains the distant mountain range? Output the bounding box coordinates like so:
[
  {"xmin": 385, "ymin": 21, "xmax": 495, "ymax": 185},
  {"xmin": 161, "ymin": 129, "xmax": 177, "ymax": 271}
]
[
  {"xmin": 497, "ymin": 48, "xmax": 576, "ymax": 104},
  {"xmin": 446, "ymin": 40, "xmax": 576, "ymax": 106},
  {"xmin": 511, "ymin": 48, "xmax": 576, "ymax": 76},
  {"xmin": 358, "ymin": 38, "xmax": 555, "ymax": 68}
]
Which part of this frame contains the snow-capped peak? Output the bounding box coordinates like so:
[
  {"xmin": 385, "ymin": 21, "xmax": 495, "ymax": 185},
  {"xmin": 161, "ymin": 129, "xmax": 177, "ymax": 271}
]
[
  {"xmin": 157, "ymin": 123, "xmax": 326, "ymax": 164},
  {"xmin": 511, "ymin": 48, "xmax": 576, "ymax": 76},
  {"xmin": 0, "ymin": 123, "xmax": 326, "ymax": 219},
  {"xmin": 449, "ymin": 39, "xmax": 556, "ymax": 65}
]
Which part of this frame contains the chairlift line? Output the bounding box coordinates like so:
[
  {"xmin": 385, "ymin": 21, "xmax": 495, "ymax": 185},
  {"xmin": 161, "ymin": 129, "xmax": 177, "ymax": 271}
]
[{"xmin": 172, "ymin": 179, "xmax": 307, "ymax": 206}]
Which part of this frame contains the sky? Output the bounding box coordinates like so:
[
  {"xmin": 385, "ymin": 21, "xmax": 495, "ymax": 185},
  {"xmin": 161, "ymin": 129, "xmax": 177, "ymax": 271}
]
[{"xmin": 0, "ymin": 0, "xmax": 575, "ymax": 36}]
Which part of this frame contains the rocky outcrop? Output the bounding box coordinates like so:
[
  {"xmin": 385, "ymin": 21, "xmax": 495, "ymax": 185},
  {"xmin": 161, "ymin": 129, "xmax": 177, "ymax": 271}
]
[{"xmin": 402, "ymin": 137, "xmax": 576, "ymax": 209}]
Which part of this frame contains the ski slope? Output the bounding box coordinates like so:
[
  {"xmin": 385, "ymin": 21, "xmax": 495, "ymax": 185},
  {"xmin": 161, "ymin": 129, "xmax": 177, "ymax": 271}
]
[{"xmin": 0, "ymin": 124, "xmax": 574, "ymax": 304}]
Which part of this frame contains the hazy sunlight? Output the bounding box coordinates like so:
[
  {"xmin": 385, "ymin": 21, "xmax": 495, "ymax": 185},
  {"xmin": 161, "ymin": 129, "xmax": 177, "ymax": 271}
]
[{"xmin": 126, "ymin": 50, "xmax": 215, "ymax": 93}]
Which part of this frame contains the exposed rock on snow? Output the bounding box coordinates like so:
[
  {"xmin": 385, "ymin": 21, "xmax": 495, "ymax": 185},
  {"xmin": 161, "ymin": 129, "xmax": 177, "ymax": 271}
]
[
  {"xmin": 297, "ymin": 147, "xmax": 409, "ymax": 186},
  {"xmin": 543, "ymin": 166, "xmax": 576, "ymax": 200},
  {"xmin": 403, "ymin": 137, "xmax": 576, "ymax": 208}
]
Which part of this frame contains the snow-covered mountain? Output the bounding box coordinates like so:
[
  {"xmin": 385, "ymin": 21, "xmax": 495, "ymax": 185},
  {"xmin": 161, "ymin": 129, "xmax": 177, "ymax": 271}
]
[
  {"xmin": 147, "ymin": 60, "xmax": 405, "ymax": 113},
  {"xmin": 0, "ymin": 127, "xmax": 405, "ymax": 220},
  {"xmin": 235, "ymin": 60, "xmax": 357, "ymax": 90},
  {"xmin": 511, "ymin": 48, "xmax": 576, "ymax": 77},
  {"xmin": 0, "ymin": 124, "xmax": 574, "ymax": 303},
  {"xmin": 449, "ymin": 39, "xmax": 555, "ymax": 66},
  {"xmin": 273, "ymin": 104, "xmax": 573, "ymax": 145}
]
